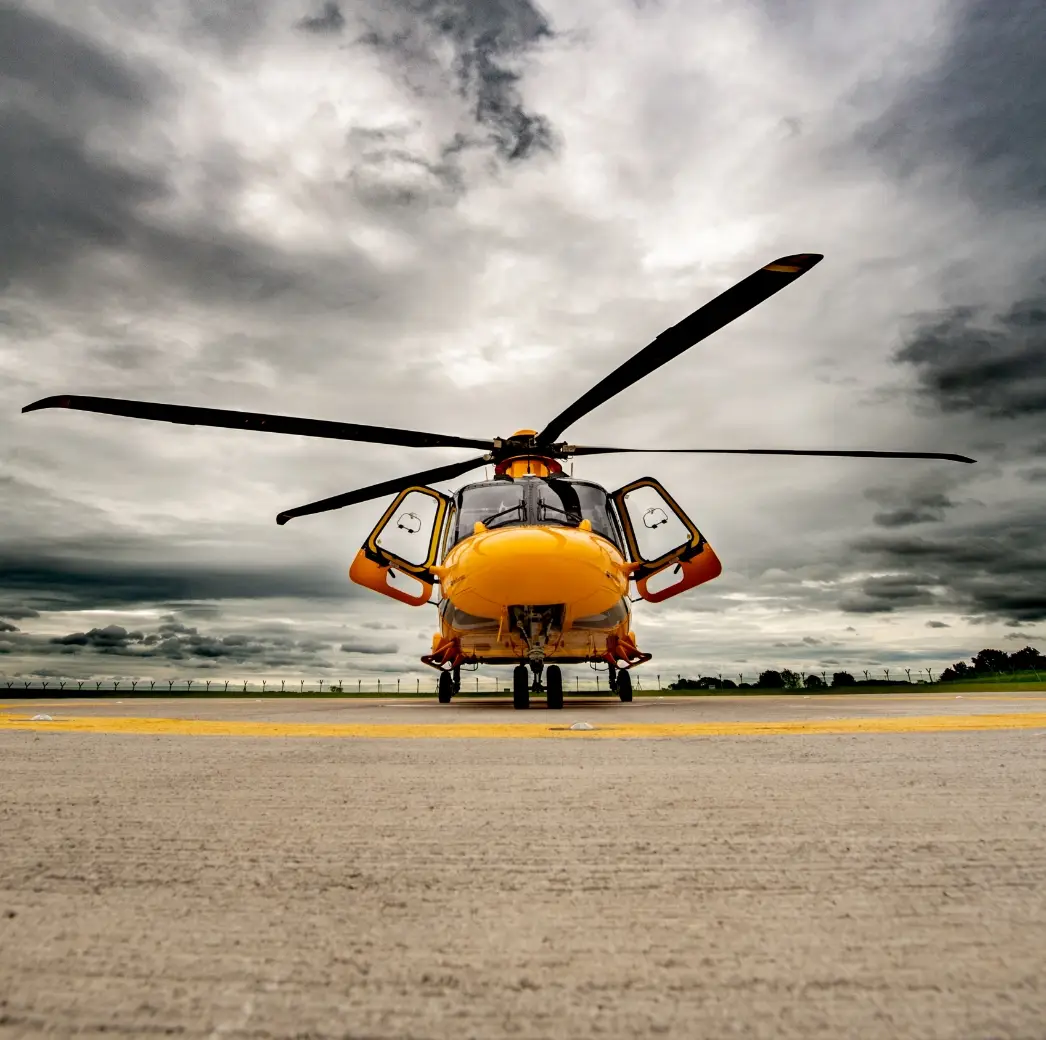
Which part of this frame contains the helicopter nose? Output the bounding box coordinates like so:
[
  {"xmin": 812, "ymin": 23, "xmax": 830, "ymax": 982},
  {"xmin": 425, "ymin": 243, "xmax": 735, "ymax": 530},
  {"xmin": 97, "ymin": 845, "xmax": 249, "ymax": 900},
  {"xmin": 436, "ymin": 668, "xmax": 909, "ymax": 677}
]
[{"xmin": 435, "ymin": 526, "xmax": 629, "ymax": 619}]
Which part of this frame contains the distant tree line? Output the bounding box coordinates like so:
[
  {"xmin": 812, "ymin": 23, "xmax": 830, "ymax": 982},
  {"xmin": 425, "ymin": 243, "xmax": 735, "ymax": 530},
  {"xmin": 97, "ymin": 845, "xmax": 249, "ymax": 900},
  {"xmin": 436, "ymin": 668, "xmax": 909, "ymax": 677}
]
[
  {"xmin": 669, "ymin": 670, "xmax": 861, "ymax": 691},
  {"xmin": 668, "ymin": 647, "xmax": 1044, "ymax": 691},
  {"xmin": 938, "ymin": 646, "xmax": 1044, "ymax": 682}
]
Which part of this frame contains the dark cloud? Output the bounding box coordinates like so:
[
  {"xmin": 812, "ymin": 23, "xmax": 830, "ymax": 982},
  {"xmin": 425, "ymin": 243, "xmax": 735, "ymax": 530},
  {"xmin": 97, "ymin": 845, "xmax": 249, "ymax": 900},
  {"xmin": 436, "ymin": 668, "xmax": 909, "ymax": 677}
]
[
  {"xmin": 0, "ymin": 548, "xmax": 358, "ymax": 612},
  {"xmin": 1020, "ymin": 467, "xmax": 1046, "ymax": 484},
  {"xmin": 0, "ymin": 620, "xmax": 17, "ymax": 632},
  {"xmin": 345, "ymin": 125, "xmax": 466, "ymax": 208},
  {"xmin": 864, "ymin": 479, "xmax": 960, "ymax": 530},
  {"xmin": 361, "ymin": 620, "xmax": 398, "ymax": 630},
  {"xmin": 867, "ymin": 0, "xmax": 1046, "ymax": 212},
  {"xmin": 164, "ymin": 604, "xmax": 224, "ymax": 620},
  {"xmin": 851, "ymin": 511, "xmax": 1046, "ymax": 622},
  {"xmin": 926, "ymin": 621, "xmax": 949, "ymax": 628},
  {"xmin": 0, "ymin": 607, "xmax": 40, "ymax": 620},
  {"xmin": 873, "ymin": 503, "xmax": 952, "ymax": 528},
  {"xmin": 839, "ymin": 573, "xmax": 939, "ymax": 615},
  {"xmin": 50, "ymin": 624, "xmax": 143, "ymax": 650},
  {"xmin": 0, "ymin": 6, "xmax": 149, "ymax": 107},
  {"xmin": 340, "ymin": 640, "xmax": 398, "ymax": 654},
  {"xmin": 0, "ymin": 7, "xmax": 161, "ymax": 287},
  {"xmin": 7, "ymin": 617, "xmax": 340, "ymax": 670},
  {"xmin": 0, "ymin": 6, "xmax": 372, "ymax": 303},
  {"xmin": 895, "ymin": 297, "xmax": 1046, "ymax": 420},
  {"xmin": 297, "ymin": 2, "xmax": 345, "ymax": 34},
  {"xmin": 158, "ymin": 620, "xmax": 198, "ymax": 636},
  {"xmin": 359, "ymin": 0, "xmax": 556, "ymax": 162}
]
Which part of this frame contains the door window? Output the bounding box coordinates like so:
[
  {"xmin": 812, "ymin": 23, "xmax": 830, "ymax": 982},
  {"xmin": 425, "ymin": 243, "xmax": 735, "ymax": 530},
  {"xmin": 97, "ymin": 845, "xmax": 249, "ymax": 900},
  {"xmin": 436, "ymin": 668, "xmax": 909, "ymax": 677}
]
[
  {"xmin": 374, "ymin": 489, "xmax": 443, "ymax": 567},
  {"xmin": 617, "ymin": 482, "xmax": 694, "ymax": 564}
]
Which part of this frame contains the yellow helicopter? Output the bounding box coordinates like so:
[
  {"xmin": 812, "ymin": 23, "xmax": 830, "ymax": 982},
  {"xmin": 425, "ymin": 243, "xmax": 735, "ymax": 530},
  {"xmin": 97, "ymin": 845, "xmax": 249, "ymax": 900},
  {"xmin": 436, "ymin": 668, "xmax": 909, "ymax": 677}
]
[{"xmin": 23, "ymin": 253, "xmax": 973, "ymax": 708}]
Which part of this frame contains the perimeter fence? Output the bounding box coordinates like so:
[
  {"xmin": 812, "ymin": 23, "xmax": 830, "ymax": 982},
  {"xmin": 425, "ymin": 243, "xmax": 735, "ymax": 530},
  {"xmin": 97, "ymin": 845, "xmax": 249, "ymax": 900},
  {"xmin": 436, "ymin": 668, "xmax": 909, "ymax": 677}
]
[{"xmin": 0, "ymin": 675, "xmax": 638, "ymax": 696}]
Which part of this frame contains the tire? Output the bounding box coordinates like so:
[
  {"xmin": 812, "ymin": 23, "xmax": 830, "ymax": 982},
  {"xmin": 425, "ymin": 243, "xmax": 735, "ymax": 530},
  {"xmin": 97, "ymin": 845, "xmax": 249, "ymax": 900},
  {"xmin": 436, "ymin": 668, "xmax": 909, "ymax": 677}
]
[
  {"xmin": 617, "ymin": 669, "xmax": 633, "ymax": 703},
  {"xmin": 438, "ymin": 671, "xmax": 453, "ymax": 704},
  {"xmin": 545, "ymin": 665, "xmax": 563, "ymax": 710},
  {"xmin": 512, "ymin": 665, "xmax": 530, "ymax": 710}
]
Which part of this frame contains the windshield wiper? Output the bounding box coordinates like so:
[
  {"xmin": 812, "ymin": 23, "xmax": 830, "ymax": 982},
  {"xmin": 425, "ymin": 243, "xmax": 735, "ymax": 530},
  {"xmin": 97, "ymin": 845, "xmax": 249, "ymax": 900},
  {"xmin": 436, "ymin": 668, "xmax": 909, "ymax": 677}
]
[
  {"xmin": 538, "ymin": 503, "xmax": 580, "ymax": 525},
  {"xmin": 479, "ymin": 504, "xmax": 524, "ymax": 528}
]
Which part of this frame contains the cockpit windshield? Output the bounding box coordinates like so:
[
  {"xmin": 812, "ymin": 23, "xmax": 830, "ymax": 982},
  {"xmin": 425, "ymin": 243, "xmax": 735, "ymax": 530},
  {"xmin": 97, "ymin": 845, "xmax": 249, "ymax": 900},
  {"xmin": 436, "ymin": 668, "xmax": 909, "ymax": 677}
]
[
  {"xmin": 453, "ymin": 483, "xmax": 525, "ymax": 544},
  {"xmin": 451, "ymin": 478, "xmax": 623, "ymax": 549},
  {"xmin": 536, "ymin": 479, "xmax": 620, "ymax": 544}
]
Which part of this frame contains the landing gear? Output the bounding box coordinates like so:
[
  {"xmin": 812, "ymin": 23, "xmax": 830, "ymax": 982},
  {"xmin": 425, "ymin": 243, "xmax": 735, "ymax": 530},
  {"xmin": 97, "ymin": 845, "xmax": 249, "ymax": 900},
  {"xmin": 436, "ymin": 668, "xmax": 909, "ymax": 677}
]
[
  {"xmin": 513, "ymin": 665, "xmax": 530, "ymax": 710},
  {"xmin": 616, "ymin": 669, "xmax": 633, "ymax": 703},
  {"xmin": 545, "ymin": 665, "xmax": 563, "ymax": 710},
  {"xmin": 438, "ymin": 670, "xmax": 454, "ymax": 704}
]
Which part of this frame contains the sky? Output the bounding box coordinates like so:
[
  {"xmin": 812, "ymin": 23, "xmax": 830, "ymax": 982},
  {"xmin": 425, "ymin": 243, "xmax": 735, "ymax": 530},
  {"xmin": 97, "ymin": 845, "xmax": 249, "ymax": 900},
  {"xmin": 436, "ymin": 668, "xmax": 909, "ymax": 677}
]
[{"xmin": 1, "ymin": 0, "xmax": 1044, "ymax": 685}]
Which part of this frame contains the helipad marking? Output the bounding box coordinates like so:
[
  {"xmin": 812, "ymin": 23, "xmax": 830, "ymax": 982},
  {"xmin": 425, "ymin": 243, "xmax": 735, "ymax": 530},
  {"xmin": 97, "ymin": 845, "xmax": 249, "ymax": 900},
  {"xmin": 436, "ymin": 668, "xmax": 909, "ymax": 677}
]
[{"xmin": 1, "ymin": 712, "xmax": 1045, "ymax": 738}]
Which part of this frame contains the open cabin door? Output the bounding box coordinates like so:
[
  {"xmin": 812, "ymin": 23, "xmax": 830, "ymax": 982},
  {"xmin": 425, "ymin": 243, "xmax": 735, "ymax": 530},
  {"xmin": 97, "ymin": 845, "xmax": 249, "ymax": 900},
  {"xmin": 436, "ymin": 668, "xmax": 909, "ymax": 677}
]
[
  {"xmin": 611, "ymin": 478, "xmax": 722, "ymax": 603},
  {"xmin": 349, "ymin": 486, "xmax": 452, "ymax": 606}
]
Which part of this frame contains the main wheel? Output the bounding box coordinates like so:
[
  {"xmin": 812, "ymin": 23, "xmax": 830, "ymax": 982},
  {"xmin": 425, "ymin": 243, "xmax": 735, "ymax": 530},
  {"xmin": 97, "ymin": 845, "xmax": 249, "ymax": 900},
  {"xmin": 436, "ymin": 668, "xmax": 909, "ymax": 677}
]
[
  {"xmin": 545, "ymin": 665, "xmax": 563, "ymax": 710},
  {"xmin": 512, "ymin": 665, "xmax": 530, "ymax": 710},
  {"xmin": 438, "ymin": 671, "xmax": 453, "ymax": 704},
  {"xmin": 617, "ymin": 669, "xmax": 633, "ymax": 703}
]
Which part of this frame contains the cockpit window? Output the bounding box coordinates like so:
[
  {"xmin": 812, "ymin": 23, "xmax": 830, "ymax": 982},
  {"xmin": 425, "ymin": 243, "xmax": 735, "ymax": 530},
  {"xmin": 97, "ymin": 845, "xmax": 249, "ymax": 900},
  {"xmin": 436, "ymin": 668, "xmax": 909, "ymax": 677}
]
[
  {"xmin": 450, "ymin": 478, "xmax": 624, "ymax": 550},
  {"xmin": 453, "ymin": 483, "xmax": 525, "ymax": 544},
  {"xmin": 538, "ymin": 480, "xmax": 620, "ymax": 544}
]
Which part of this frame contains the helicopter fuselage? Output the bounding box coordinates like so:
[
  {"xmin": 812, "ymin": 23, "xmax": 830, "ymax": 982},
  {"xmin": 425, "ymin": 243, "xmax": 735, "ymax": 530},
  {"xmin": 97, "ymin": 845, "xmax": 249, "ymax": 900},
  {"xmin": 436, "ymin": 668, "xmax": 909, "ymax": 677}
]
[
  {"xmin": 347, "ymin": 451, "xmax": 721, "ymax": 677},
  {"xmin": 432, "ymin": 513, "xmax": 635, "ymax": 667}
]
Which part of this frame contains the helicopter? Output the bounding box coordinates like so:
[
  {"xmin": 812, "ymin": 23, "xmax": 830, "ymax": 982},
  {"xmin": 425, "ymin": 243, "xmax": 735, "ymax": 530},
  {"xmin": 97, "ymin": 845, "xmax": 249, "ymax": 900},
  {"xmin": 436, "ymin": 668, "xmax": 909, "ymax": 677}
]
[{"xmin": 23, "ymin": 252, "xmax": 974, "ymax": 709}]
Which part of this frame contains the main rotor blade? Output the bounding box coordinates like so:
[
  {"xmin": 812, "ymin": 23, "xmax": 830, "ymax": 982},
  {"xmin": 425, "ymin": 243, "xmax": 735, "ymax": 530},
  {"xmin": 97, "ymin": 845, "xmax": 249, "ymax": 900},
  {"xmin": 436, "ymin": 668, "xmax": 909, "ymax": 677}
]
[
  {"xmin": 568, "ymin": 446, "xmax": 976, "ymax": 463},
  {"xmin": 22, "ymin": 395, "xmax": 495, "ymax": 452},
  {"xmin": 536, "ymin": 253, "xmax": 823, "ymax": 445},
  {"xmin": 276, "ymin": 455, "xmax": 489, "ymax": 525}
]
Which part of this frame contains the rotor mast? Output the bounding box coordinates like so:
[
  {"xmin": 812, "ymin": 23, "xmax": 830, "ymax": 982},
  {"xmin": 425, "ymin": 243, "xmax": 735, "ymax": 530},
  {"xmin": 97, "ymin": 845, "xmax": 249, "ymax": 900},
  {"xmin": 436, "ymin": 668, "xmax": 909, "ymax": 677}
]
[{"xmin": 493, "ymin": 430, "xmax": 563, "ymax": 478}]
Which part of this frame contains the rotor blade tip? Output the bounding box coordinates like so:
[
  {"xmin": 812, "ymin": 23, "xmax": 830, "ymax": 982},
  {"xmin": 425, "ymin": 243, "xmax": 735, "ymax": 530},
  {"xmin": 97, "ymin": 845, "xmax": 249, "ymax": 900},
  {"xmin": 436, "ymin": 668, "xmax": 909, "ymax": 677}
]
[
  {"xmin": 22, "ymin": 395, "xmax": 70, "ymax": 414},
  {"xmin": 276, "ymin": 513, "xmax": 292, "ymax": 526},
  {"xmin": 764, "ymin": 253, "xmax": 823, "ymax": 274}
]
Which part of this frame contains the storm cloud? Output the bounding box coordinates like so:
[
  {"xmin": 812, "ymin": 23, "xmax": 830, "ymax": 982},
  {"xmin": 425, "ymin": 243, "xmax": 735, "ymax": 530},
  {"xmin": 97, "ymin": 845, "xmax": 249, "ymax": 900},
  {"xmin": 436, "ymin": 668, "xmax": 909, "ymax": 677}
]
[
  {"xmin": 851, "ymin": 510, "xmax": 1046, "ymax": 622},
  {"xmin": 867, "ymin": 0, "xmax": 1046, "ymax": 212},
  {"xmin": 297, "ymin": 2, "xmax": 346, "ymax": 35},
  {"xmin": 2, "ymin": 617, "xmax": 341, "ymax": 671},
  {"xmin": 357, "ymin": 0, "xmax": 556, "ymax": 162},
  {"xmin": 0, "ymin": 549, "xmax": 359, "ymax": 613},
  {"xmin": 896, "ymin": 297, "xmax": 1046, "ymax": 420}
]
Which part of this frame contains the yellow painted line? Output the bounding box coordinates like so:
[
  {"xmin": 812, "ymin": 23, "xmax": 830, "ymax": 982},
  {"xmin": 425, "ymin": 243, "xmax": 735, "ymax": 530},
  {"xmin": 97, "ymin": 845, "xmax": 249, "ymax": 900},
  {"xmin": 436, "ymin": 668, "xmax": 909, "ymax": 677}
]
[{"xmin": 1, "ymin": 712, "xmax": 1045, "ymax": 738}]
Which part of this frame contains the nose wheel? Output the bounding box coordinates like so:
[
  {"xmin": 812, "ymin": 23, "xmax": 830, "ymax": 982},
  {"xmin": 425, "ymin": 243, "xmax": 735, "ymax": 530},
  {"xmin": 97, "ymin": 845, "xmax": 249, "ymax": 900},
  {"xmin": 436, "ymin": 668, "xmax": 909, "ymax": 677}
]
[
  {"xmin": 616, "ymin": 669, "xmax": 633, "ymax": 702},
  {"xmin": 438, "ymin": 670, "xmax": 454, "ymax": 704},
  {"xmin": 513, "ymin": 665, "xmax": 530, "ymax": 709}
]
